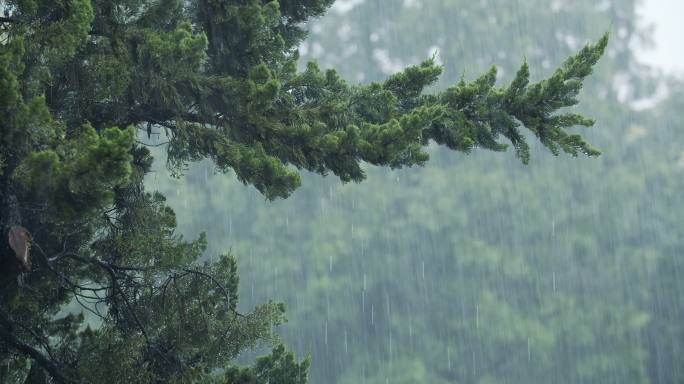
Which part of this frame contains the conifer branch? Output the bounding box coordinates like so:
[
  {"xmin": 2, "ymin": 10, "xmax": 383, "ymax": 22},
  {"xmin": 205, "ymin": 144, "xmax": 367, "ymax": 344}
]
[{"xmin": 0, "ymin": 308, "xmax": 76, "ymax": 384}]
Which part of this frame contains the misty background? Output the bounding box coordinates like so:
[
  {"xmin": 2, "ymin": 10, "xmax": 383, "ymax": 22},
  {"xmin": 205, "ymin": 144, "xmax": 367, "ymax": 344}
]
[{"xmin": 145, "ymin": 0, "xmax": 684, "ymax": 382}]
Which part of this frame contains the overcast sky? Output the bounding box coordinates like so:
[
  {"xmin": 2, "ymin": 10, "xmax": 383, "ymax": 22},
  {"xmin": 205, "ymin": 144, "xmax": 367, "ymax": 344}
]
[{"xmin": 637, "ymin": 0, "xmax": 684, "ymax": 76}]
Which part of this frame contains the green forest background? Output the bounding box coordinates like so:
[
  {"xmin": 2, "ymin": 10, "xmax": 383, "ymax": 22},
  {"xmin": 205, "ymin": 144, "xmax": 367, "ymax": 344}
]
[{"xmin": 145, "ymin": 1, "xmax": 684, "ymax": 382}]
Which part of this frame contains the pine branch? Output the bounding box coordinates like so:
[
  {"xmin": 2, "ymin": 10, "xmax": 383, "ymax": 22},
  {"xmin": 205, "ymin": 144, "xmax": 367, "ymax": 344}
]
[{"xmin": 0, "ymin": 307, "xmax": 76, "ymax": 384}]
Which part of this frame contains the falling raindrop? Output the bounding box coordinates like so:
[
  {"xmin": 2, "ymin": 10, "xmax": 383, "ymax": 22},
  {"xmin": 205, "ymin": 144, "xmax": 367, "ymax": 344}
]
[
  {"xmin": 448, "ymin": 347, "xmax": 452, "ymax": 371},
  {"xmin": 362, "ymin": 290, "xmax": 365, "ymax": 314},
  {"xmin": 344, "ymin": 329, "xmax": 348, "ymax": 353},
  {"xmin": 472, "ymin": 350, "xmax": 477, "ymax": 377}
]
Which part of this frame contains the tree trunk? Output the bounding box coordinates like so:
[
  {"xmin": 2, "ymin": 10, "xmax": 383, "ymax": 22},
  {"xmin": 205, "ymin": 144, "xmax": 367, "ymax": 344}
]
[{"xmin": 0, "ymin": 173, "xmax": 24, "ymax": 298}]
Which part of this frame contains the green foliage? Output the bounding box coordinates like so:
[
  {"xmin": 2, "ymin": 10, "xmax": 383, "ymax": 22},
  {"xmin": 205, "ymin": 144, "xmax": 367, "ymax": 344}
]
[
  {"xmin": 14, "ymin": 124, "xmax": 135, "ymax": 220},
  {"xmin": 223, "ymin": 344, "xmax": 310, "ymax": 384},
  {"xmin": 5, "ymin": 0, "xmax": 604, "ymax": 200},
  {"xmin": 147, "ymin": 1, "xmax": 684, "ymax": 383},
  {"xmin": 0, "ymin": 0, "xmax": 607, "ymax": 382},
  {"xmin": 430, "ymin": 35, "xmax": 607, "ymax": 165},
  {"xmin": 0, "ymin": 40, "xmax": 54, "ymax": 165}
]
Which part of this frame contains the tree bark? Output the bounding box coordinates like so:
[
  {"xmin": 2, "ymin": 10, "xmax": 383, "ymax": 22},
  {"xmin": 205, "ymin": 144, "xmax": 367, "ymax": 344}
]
[{"xmin": 1, "ymin": 171, "xmax": 24, "ymax": 289}]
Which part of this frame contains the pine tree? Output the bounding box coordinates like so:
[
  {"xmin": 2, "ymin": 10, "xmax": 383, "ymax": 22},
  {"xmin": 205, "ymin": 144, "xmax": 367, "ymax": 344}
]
[{"xmin": 0, "ymin": 0, "xmax": 606, "ymax": 382}]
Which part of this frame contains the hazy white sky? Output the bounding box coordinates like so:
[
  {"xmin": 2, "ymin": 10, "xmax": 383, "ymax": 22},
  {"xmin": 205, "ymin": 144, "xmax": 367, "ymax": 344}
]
[{"xmin": 637, "ymin": 0, "xmax": 684, "ymax": 75}]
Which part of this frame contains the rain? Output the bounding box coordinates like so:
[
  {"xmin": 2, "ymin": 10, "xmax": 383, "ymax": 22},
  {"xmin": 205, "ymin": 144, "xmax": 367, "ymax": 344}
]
[
  {"xmin": 140, "ymin": 0, "xmax": 684, "ymax": 383},
  {"xmin": 1, "ymin": 0, "xmax": 682, "ymax": 382}
]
